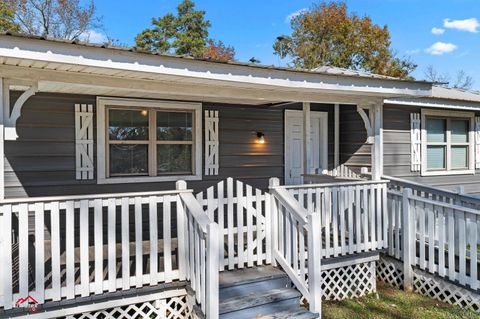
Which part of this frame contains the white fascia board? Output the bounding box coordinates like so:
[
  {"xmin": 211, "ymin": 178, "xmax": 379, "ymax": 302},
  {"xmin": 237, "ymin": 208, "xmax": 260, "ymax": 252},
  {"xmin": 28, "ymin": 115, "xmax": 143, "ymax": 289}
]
[
  {"xmin": 384, "ymin": 98, "xmax": 480, "ymax": 112},
  {"xmin": 0, "ymin": 35, "xmax": 432, "ymax": 98}
]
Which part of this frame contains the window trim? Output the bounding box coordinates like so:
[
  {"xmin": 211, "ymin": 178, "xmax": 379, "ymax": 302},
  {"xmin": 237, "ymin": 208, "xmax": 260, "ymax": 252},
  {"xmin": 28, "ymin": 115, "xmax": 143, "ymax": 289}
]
[
  {"xmin": 421, "ymin": 109, "xmax": 475, "ymax": 176},
  {"xmin": 97, "ymin": 97, "xmax": 202, "ymax": 184}
]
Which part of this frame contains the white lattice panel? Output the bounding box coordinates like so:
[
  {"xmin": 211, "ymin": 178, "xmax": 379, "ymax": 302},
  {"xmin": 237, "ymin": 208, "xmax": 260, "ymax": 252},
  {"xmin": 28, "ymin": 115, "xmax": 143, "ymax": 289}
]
[
  {"xmin": 376, "ymin": 256, "xmax": 404, "ymax": 289},
  {"xmin": 321, "ymin": 261, "xmax": 376, "ymax": 301},
  {"xmin": 64, "ymin": 295, "xmax": 194, "ymax": 319},
  {"xmin": 414, "ymin": 270, "xmax": 480, "ymax": 312},
  {"xmin": 377, "ymin": 256, "xmax": 480, "ymax": 313}
]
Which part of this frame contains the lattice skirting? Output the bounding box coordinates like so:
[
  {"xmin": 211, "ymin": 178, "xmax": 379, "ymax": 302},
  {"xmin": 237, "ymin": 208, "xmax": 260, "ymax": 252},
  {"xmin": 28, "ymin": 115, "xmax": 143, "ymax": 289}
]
[
  {"xmin": 321, "ymin": 261, "xmax": 376, "ymax": 301},
  {"xmin": 377, "ymin": 255, "xmax": 480, "ymax": 312},
  {"xmin": 62, "ymin": 293, "xmax": 194, "ymax": 319},
  {"xmin": 376, "ymin": 255, "xmax": 404, "ymax": 289}
]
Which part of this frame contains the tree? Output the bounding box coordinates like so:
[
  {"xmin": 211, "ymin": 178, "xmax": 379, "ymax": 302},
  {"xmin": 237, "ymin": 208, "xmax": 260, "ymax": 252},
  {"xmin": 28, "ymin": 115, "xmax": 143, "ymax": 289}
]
[
  {"xmin": 202, "ymin": 39, "xmax": 235, "ymax": 62},
  {"xmin": 424, "ymin": 65, "xmax": 474, "ymax": 90},
  {"xmin": 4, "ymin": 0, "xmax": 101, "ymax": 40},
  {"xmin": 273, "ymin": 1, "xmax": 416, "ymax": 78},
  {"xmin": 0, "ymin": 2, "xmax": 20, "ymax": 32},
  {"xmin": 135, "ymin": 0, "xmax": 211, "ymax": 58}
]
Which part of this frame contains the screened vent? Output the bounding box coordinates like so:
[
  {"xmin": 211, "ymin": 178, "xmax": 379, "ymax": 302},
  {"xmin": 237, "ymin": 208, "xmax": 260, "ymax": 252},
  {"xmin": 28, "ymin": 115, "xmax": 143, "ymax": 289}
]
[
  {"xmin": 410, "ymin": 113, "xmax": 422, "ymax": 172},
  {"xmin": 204, "ymin": 110, "xmax": 219, "ymax": 175},
  {"xmin": 75, "ymin": 104, "xmax": 94, "ymax": 180}
]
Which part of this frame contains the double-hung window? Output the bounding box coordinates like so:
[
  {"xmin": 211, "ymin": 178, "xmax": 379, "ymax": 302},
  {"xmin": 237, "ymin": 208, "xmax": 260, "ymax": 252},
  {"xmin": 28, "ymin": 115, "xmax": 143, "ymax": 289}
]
[
  {"xmin": 421, "ymin": 109, "xmax": 474, "ymax": 176},
  {"xmin": 97, "ymin": 98, "xmax": 202, "ymax": 183}
]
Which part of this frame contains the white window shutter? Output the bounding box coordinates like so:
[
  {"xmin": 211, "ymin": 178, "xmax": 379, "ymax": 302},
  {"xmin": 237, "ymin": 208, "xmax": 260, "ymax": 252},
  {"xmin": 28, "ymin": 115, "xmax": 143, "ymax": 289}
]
[
  {"xmin": 75, "ymin": 104, "xmax": 94, "ymax": 180},
  {"xmin": 204, "ymin": 110, "xmax": 219, "ymax": 175},
  {"xmin": 476, "ymin": 116, "xmax": 480, "ymax": 169},
  {"xmin": 410, "ymin": 113, "xmax": 422, "ymax": 172}
]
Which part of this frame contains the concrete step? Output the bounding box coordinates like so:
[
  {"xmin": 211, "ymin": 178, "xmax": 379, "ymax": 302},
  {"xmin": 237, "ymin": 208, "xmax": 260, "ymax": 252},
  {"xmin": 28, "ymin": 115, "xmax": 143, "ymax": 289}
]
[{"xmin": 219, "ymin": 287, "xmax": 302, "ymax": 319}]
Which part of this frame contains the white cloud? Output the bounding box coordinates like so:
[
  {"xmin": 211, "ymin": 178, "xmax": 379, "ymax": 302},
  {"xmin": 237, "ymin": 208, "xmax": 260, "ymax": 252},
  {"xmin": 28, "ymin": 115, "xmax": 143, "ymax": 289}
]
[
  {"xmin": 406, "ymin": 48, "xmax": 420, "ymax": 55},
  {"xmin": 431, "ymin": 27, "xmax": 445, "ymax": 35},
  {"xmin": 443, "ymin": 18, "xmax": 480, "ymax": 33},
  {"xmin": 425, "ymin": 42, "xmax": 458, "ymax": 55},
  {"xmin": 285, "ymin": 8, "xmax": 307, "ymax": 23},
  {"xmin": 79, "ymin": 30, "xmax": 107, "ymax": 44}
]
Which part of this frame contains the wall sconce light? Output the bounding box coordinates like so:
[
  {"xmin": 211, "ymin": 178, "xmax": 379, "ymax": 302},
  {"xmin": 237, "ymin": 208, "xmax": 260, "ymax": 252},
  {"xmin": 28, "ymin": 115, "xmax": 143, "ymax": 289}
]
[
  {"xmin": 256, "ymin": 132, "xmax": 265, "ymax": 144},
  {"xmin": 140, "ymin": 109, "xmax": 148, "ymax": 117}
]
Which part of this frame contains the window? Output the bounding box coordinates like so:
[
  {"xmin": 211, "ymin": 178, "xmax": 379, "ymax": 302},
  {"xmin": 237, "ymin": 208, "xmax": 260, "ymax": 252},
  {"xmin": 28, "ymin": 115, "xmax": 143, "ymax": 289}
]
[
  {"xmin": 97, "ymin": 98, "xmax": 202, "ymax": 184},
  {"xmin": 421, "ymin": 109, "xmax": 474, "ymax": 176}
]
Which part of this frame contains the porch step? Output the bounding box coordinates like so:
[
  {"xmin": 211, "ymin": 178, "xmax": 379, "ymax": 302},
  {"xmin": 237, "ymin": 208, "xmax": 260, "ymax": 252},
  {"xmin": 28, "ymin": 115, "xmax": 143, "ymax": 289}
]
[{"xmin": 218, "ymin": 266, "xmax": 318, "ymax": 319}]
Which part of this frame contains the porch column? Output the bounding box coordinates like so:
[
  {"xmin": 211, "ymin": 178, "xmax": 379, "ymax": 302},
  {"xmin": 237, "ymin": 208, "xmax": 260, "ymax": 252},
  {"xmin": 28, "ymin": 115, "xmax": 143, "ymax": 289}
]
[
  {"xmin": 371, "ymin": 102, "xmax": 383, "ymax": 180},
  {"xmin": 334, "ymin": 103, "xmax": 340, "ymax": 168},
  {"xmin": 303, "ymin": 102, "xmax": 311, "ymax": 176},
  {"xmin": 0, "ymin": 78, "xmax": 4, "ymax": 199}
]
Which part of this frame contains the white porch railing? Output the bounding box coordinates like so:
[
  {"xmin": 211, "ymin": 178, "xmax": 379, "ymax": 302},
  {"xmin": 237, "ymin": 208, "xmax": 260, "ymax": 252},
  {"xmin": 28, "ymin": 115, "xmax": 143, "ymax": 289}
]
[
  {"xmin": 280, "ymin": 180, "xmax": 389, "ymax": 258},
  {"xmin": 179, "ymin": 185, "xmax": 219, "ymax": 318},
  {"xmin": 0, "ymin": 182, "xmax": 219, "ymax": 319},
  {"xmin": 269, "ymin": 179, "xmax": 322, "ymax": 314},
  {"xmin": 386, "ymin": 176, "xmax": 480, "ymax": 292},
  {"xmin": 0, "ymin": 188, "xmax": 190, "ymax": 310}
]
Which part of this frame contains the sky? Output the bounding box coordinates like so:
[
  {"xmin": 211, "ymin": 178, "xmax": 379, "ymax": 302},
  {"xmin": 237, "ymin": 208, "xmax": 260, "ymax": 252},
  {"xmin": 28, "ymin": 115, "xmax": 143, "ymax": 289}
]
[{"xmin": 90, "ymin": 0, "xmax": 480, "ymax": 89}]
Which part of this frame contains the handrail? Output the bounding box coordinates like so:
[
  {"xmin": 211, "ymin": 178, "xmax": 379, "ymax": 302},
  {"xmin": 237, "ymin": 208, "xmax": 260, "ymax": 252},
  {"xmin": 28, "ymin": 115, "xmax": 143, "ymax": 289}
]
[
  {"xmin": 277, "ymin": 179, "xmax": 389, "ymax": 190},
  {"xmin": 0, "ymin": 188, "xmax": 192, "ymax": 205},
  {"xmin": 409, "ymin": 194, "xmax": 480, "ymax": 215},
  {"xmin": 179, "ymin": 192, "xmax": 212, "ymax": 234},
  {"xmin": 384, "ymin": 174, "xmax": 480, "ymax": 206},
  {"xmin": 270, "ymin": 187, "xmax": 308, "ymax": 224}
]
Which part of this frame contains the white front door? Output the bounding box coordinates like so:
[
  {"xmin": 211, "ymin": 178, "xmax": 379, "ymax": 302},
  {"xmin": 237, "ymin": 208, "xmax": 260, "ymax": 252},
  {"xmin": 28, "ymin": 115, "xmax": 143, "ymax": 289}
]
[{"xmin": 285, "ymin": 110, "xmax": 328, "ymax": 185}]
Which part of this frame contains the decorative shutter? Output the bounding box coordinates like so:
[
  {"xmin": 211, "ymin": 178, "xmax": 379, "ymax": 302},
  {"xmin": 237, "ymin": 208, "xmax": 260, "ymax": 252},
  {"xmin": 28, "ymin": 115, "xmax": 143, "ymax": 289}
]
[
  {"xmin": 75, "ymin": 104, "xmax": 94, "ymax": 180},
  {"xmin": 476, "ymin": 117, "xmax": 480, "ymax": 169},
  {"xmin": 204, "ymin": 110, "xmax": 219, "ymax": 175},
  {"xmin": 410, "ymin": 113, "xmax": 422, "ymax": 172}
]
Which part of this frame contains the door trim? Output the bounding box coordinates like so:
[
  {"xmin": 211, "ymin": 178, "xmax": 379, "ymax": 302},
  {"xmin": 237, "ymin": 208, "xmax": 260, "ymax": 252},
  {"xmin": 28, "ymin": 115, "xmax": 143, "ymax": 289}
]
[{"xmin": 284, "ymin": 110, "xmax": 329, "ymax": 184}]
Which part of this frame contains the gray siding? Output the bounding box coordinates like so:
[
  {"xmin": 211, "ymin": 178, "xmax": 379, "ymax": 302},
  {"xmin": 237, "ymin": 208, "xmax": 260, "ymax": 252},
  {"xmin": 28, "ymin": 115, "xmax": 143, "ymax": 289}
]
[
  {"xmin": 4, "ymin": 93, "xmax": 369, "ymax": 199},
  {"xmin": 383, "ymin": 103, "xmax": 480, "ymax": 195},
  {"xmin": 339, "ymin": 105, "xmax": 371, "ymax": 172},
  {"xmin": 5, "ymin": 93, "xmax": 284, "ymax": 198}
]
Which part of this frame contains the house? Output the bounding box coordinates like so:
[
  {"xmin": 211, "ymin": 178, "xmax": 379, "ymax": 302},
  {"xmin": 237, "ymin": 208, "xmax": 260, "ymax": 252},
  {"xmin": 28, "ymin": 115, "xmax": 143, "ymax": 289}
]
[{"xmin": 0, "ymin": 33, "xmax": 478, "ymax": 319}]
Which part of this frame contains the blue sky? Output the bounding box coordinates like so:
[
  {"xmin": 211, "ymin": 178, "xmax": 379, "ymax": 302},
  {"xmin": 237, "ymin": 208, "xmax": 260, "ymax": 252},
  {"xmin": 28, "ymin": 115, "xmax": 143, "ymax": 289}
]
[{"xmin": 91, "ymin": 0, "xmax": 480, "ymax": 89}]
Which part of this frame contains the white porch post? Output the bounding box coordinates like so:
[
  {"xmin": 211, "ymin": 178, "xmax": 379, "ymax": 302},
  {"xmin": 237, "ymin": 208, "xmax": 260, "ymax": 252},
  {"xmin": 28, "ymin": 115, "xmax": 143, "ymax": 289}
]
[
  {"xmin": 303, "ymin": 102, "xmax": 311, "ymax": 177},
  {"xmin": 334, "ymin": 103, "xmax": 340, "ymax": 168},
  {"xmin": 371, "ymin": 102, "xmax": 383, "ymax": 180},
  {"xmin": 0, "ymin": 78, "xmax": 4, "ymax": 199}
]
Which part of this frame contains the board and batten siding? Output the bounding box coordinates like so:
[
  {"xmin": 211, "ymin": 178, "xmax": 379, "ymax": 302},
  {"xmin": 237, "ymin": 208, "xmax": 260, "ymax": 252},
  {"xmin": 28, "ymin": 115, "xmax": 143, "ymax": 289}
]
[
  {"xmin": 383, "ymin": 103, "xmax": 480, "ymax": 195},
  {"xmin": 4, "ymin": 93, "xmax": 284, "ymax": 198}
]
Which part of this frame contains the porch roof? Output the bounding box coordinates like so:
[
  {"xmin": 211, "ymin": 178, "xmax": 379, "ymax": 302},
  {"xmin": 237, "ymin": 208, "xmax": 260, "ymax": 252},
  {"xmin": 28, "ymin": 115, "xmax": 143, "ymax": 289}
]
[
  {"xmin": 0, "ymin": 32, "xmax": 433, "ymax": 105},
  {"xmin": 385, "ymin": 86, "xmax": 480, "ymax": 111}
]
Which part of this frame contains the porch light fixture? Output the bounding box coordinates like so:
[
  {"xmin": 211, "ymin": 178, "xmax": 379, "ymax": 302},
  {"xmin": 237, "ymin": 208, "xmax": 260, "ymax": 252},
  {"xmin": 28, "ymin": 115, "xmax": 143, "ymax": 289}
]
[
  {"xmin": 140, "ymin": 109, "xmax": 148, "ymax": 116},
  {"xmin": 256, "ymin": 132, "xmax": 265, "ymax": 144}
]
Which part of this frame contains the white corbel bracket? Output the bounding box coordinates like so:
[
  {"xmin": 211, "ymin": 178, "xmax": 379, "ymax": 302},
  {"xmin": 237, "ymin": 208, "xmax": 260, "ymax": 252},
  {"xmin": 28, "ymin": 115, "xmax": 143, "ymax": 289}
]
[
  {"xmin": 3, "ymin": 82, "xmax": 38, "ymax": 140},
  {"xmin": 357, "ymin": 104, "xmax": 374, "ymax": 144}
]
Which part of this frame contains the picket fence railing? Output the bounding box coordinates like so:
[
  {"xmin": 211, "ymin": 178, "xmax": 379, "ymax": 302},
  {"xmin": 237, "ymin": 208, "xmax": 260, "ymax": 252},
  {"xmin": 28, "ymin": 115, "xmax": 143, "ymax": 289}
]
[
  {"xmin": 196, "ymin": 178, "xmax": 271, "ymax": 271},
  {"xmin": 281, "ymin": 180, "xmax": 389, "ymax": 259},
  {"xmin": 0, "ymin": 182, "xmax": 220, "ymax": 318},
  {"xmin": 386, "ymin": 177, "xmax": 480, "ymax": 292},
  {"xmin": 269, "ymin": 178, "xmax": 322, "ymax": 315},
  {"xmin": 0, "ymin": 187, "xmax": 193, "ymax": 310},
  {"xmin": 179, "ymin": 184, "xmax": 219, "ymax": 318}
]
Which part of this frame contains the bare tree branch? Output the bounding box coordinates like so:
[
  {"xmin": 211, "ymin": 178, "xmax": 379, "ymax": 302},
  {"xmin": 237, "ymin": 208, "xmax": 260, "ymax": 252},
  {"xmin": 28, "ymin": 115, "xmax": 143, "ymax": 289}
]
[{"xmin": 7, "ymin": 0, "xmax": 102, "ymax": 40}]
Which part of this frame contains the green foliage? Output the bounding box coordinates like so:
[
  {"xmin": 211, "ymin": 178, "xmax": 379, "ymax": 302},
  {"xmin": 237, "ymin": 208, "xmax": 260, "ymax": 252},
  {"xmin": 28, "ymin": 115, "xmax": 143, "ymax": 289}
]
[
  {"xmin": 0, "ymin": 2, "xmax": 20, "ymax": 32},
  {"xmin": 274, "ymin": 1, "xmax": 416, "ymax": 79},
  {"xmin": 135, "ymin": 0, "xmax": 211, "ymax": 58}
]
